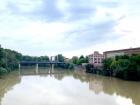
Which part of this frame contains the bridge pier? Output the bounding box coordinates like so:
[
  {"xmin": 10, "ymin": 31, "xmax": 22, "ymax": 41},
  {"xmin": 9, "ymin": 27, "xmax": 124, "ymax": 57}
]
[
  {"xmin": 51, "ymin": 64, "xmax": 54, "ymax": 73},
  {"xmin": 35, "ymin": 64, "xmax": 39, "ymax": 74},
  {"xmin": 19, "ymin": 63, "xmax": 21, "ymax": 69},
  {"xmin": 18, "ymin": 63, "xmax": 21, "ymax": 75}
]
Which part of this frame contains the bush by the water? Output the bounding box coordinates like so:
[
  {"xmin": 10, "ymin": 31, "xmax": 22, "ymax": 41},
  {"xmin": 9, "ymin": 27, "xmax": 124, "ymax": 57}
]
[
  {"xmin": 102, "ymin": 54, "xmax": 140, "ymax": 80},
  {"xmin": 85, "ymin": 64, "xmax": 95, "ymax": 73},
  {"xmin": 0, "ymin": 67, "xmax": 8, "ymax": 75},
  {"xmin": 0, "ymin": 47, "xmax": 22, "ymax": 76},
  {"xmin": 86, "ymin": 54, "xmax": 140, "ymax": 81}
]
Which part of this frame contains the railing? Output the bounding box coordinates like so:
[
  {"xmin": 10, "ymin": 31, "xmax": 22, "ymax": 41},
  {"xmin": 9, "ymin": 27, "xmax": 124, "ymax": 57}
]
[{"xmin": 20, "ymin": 61, "xmax": 65, "ymax": 64}]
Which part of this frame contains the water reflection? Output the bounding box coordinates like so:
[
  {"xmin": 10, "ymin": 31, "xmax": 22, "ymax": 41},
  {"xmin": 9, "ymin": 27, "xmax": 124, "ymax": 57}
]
[
  {"xmin": 0, "ymin": 67, "xmax": 139, "ymax": 105},
  {"xmin": 73, "ymin": 70, "xmax": 140, "ymax": 105},
  {"xmin": 0, "ymin": 72, "xmax": 21, "ymax": 105}
]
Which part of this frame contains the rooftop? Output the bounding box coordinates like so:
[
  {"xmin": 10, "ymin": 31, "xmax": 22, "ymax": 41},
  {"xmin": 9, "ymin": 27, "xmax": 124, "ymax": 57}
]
[{"xmin": 104, "ymin": 47, "xmax": 140, "ymax": 53}]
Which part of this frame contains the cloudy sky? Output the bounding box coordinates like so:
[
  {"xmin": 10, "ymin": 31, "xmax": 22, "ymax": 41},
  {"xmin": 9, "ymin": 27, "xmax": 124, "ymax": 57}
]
[{"xmin": 0, "ymin": 0, "xmax": 140, "ymax": 57}]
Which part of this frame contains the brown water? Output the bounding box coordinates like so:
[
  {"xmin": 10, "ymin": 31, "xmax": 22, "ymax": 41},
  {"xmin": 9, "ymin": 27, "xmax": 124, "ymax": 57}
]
[{"xmin": 0, "ymin": 67, "xmax": 140, "ymax": 105}]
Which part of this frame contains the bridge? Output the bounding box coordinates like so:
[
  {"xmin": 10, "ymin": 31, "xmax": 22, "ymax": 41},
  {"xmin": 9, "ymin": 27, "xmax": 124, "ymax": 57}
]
[
  {"xmin": 18, "ymin": 61, "xmax": 66, "ymax": 75},
  {"xmin": 19, "ymin": 61, "xmax": 65, "ymax": 68},
  {"xmin": 20, "ymin": 61, "xmax": 65, "ymax": 65},
  {"xmin": 18, "ymin": 61, "xmax": 65, "ymax": 75},
  {"xmin": 18, "ymin": 56, "xmax": 66, "ymax": 75},
  {"xmin": 19, "ymin": 61, "xmax": 65, "ymax": 70}
]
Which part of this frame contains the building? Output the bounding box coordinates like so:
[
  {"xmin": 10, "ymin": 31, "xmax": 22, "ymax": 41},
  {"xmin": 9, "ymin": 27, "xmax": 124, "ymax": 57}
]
[
  {"xmin": 64, "ymin": 57, "xmax": 69, "ymax": 63},
  {"xmin": 88, "ymin": 51, "xmax": 104, "ymax": 67},
  {"xmin": 89, "ymin": 80, "xmax": 103, "ymax": 94},
  {"xmin": 103, "ymin": 47, "xmax": 140, "ymax": 58}
]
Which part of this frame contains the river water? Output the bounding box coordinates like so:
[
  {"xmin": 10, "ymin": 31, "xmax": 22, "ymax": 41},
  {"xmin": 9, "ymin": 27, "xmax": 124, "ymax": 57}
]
[{"xmin": 0, "ymin": 67, "xmax": 140, "ymax": 105}]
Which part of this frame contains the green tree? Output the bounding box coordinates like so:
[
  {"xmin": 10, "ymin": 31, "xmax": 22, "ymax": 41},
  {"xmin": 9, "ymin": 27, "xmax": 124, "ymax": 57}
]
[
  {"xmin": 0, "ymin": 48, "xmax": 4, "ymax": 66},
  {"xmin": 77, "ymin": 55, "xmax": 85, "ymax": 65},
  {"xmin": 56, "ymin": 54, "xmax": 64, "ymax": 62},
  {"xmin": 102, "ymin": 58, "xmax": 113, "ymax": 70},
  {"xmin": 71, "ymin": 56, "xmax": 78, "ymax": 64},
  {"xmin": 103, "ymin": 54, "xmax": 140, "ymax": 80},
  {"xmin": 85, "ymin": 56, "xmax": 89, "ymax": 63}
]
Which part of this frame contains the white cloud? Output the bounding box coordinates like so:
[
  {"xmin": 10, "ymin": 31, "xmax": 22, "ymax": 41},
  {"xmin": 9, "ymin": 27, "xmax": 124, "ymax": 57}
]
[{"xmin": 0, "ymin": 0, "xmax": 140, "ymax": 57}]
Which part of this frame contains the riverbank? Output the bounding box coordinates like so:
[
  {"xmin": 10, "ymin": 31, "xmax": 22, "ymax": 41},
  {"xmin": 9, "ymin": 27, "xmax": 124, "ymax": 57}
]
[{"xmin": 85, "ymin": 54, "xmax": 140, "ymax": 81}]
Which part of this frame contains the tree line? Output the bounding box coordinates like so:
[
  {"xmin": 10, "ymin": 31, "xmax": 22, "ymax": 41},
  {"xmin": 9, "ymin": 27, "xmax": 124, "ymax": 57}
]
[
  {"xmin": 71, "ymin": 55, "xmax": 88, "ymax": 65},
  {"xmin": 22, "ymin": 55, "xmax": 49, "ymax": 62},
  {"xmin": 0, "ymin": 47, "xmax": 22, "ymax": 75},
  {"xmin": 0, "ymin": 45, "xmax": 89, "ymax": 76},
  {"xmin": 0, "ymin": 46, "xmax": 74, "ymax": 75},
  {"xmin": 86, "ymin": 54, "xmax": 140, "ymax": 81},
  {"xmin": 103, "ymin": 54, "xmax": 140, "ymax": 80}
]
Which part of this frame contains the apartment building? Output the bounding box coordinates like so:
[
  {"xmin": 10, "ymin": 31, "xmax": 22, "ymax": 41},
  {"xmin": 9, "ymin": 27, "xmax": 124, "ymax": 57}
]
[{"xmin": 88, "ymin": 51, "xmax": 104, "ymax": 67}]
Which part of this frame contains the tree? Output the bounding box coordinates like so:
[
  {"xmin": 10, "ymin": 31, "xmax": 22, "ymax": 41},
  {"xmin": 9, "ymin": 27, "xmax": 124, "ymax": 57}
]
[
  {"xmin": 0, "ymin": 47, "xmax": 22, "ymax": 74},
  {"xmin": 102, "ymin": 58, "xmax": 113, "ymax": 70},
  {"xmin": 71, "ymin": 55, "xmax": 88, "ymax": 65},
  {"xmin": 71, "ymin": 56, "xmax": 78, "ymax": 64},
  {"xmin": 0, "ymin": 48, "xmax": 4, "ymax": 66},
  {"xmin": 85, "ymin": 56, "xmax": 89, "ymax": 63},
  {"xmin": 103, "ymin": 54, "xmax": 140, "ymax": 80},
  {"xmin": 56, "ymin": 54, "xmax": 64, "ymax": 62},
  {"xmin": 77, "ymin": 55, "xmax": 88, "ymax": 65}
]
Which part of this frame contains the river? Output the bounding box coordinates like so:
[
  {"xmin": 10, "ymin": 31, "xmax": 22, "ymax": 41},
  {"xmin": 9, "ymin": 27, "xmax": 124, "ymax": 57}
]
[{"xmin": 0, "ymin": 67, "xmax": 140, "ymax": 105}]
